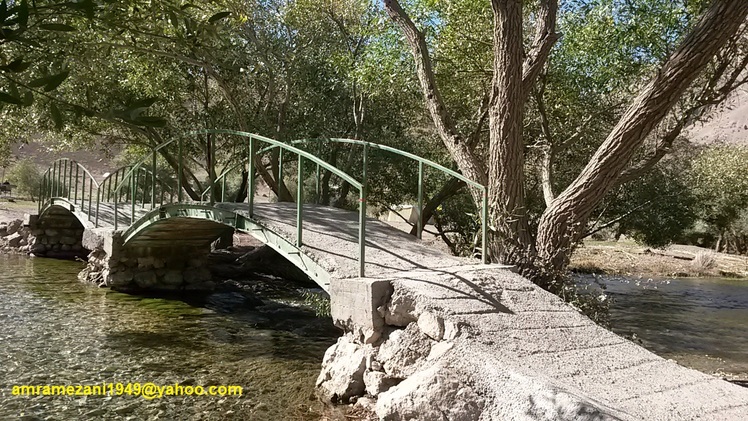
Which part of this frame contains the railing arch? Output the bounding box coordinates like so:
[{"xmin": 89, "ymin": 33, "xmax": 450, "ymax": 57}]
[
  {"xmin": 267, "ymin": 137, "xmax": 488, "ymax": 263},
  {"xmin": 39, "ymin": 158, "xmax": 99, "ymax": 222},
  {"xmin": 191, "ymin": 129, "xmax": 368, "ymax": 275}
]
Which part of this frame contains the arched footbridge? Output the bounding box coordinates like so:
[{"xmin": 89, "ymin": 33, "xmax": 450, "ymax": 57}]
[{"xmin": 36, "ymin": 130, "xmax": 490, "ymax": 291}]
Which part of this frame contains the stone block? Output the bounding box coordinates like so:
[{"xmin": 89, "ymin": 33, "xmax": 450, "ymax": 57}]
[
  {"xmin": 364, "ymin": 371, "xmax": 400, "ymax": 396},
  {"xmin": 316, "ymin": 335, "xmax": 369, "ymax": 403},
  {"xmin": 330, "ymin": 277, "xmax": 393, "ymax": 344},
  {"xmin": 377, "ymin": 324, "xmax": 433, "ymax": 379},
  {"xmin": 417, "ymin": 311, "xmax": 444, "ymax": 341},
  {"xmin": 45, "ymin": 228, "xmax": 60, "ymax": 237},
  {"xmin": 134, "ymin": 271, "xmax": 157, "ymax": 289},
  {"xmin": 7, "ymin": 220, "xmax": 22, "ymax": 236},
  {"xmin": 61, "ymin": 244, "xmax": 71, "ymax": 251},
  {"xmin": 6, "ymin": 233, "xmax": 23, "ymax": 248},
  {"xmin": 23, "ymin": 214, "xmax": 38, "ymax": 227},
  {"xmin": 30, "ymin": 244, "xmax": 46, "ymax": 254},
  {"xmin": 163, "ymin": 270, "xmax": 183, "ymax": 286},
  {"xmin": 184, "ymin": 267, "xmax": 211, "ymax": 284},
  {"xmin": 137, "ymin": 257, "xmax": 155, "ymax": 269},
  {"xmin": 109, "ymin": 270, "xmax": 134, "ymax": 287},
  {"xmin": 60, "ymin": 236, "xmax": 77, "ymax": 245},
  {"xmin": 82, "ymin": 228, "xmax": 108, "ymax": 251}
]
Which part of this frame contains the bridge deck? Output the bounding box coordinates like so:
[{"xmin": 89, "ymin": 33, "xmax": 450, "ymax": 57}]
[{"xmin": 219, "ymin": 202, "xmax": 471, "ymax": 279}]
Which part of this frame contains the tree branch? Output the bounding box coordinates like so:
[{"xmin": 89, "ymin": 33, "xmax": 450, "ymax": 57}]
[{"xmin": 383, "ymin": 0, "xmax": 486, "ymax": 187}]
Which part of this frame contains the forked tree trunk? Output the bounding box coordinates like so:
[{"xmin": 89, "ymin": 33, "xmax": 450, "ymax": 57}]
[{"xmin": 535, "ymin": 0, "xmax": 748, "ymax": 275}]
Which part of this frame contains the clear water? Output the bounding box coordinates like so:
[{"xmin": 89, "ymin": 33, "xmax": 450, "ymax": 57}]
[
  {"xmin": 0, "ymin": 255, "xmax": 339, "ymax": 420},
  {"xmin": 582, "ymin": 274, "xmax": 748, "ymax": 378}
]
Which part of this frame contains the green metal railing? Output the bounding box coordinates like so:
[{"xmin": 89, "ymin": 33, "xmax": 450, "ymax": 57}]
[
  {"xmin": 38, "ymin": 131, "xmax": 488, "ymax": 276},
  {"xmin": 192, "ymin": 130, "xmax": 368, "ymax": 275},
  {"xmin": 39, "ymin": 158, "xmax": 99, "ymax": 222},
  {"xmin": 198, "ymin": 132, "xmax": 489, "ymax": 273},
  {"xmin": 284, "ymin": 138, "xmax": 488, "ymax": 261},
  {"xmin": 108, "ymin": 140, "xmax": 180, "ymax": 231}
]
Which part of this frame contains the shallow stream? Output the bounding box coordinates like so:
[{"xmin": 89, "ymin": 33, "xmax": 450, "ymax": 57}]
[
  {"xmin": 0, "ymin": 255, "xmax": 338, "ymax": 420},
  {"xmin": 581, "ymin": 274, "xmax": 748, "ymax": 378}
]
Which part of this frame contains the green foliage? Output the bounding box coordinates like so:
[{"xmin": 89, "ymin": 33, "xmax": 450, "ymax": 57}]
[
  {"xmin": 688, "ymin": 146, "xmax": 748, "ymax": 231},
  {"xmin": 7, "ymin": 158, "xmax": 41, "ymax": 200},
  {"xmin": 301, "ymin": 289, "xmax": 331, "ymax": 318},
  {"xmin": 595, "ymin": 165, "xmax": 698, "ymax": 248}
]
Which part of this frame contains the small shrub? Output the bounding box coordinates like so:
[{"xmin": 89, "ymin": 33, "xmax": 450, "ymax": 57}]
[
  {"xmin": 7, "ymin": 159, "xmax": 42, "ymax": 201},
  {"xmin": 302, "ymin": 289, "xmax": 331, "ymax": 317},
  {"xmin": 691, "ymin": 251, "xmax": 716, "ymax": 274}
]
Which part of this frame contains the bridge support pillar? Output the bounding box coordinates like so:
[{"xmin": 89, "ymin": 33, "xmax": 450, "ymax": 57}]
[
  {"xmin": 27, "ymin": 209, "xmax": 88, "ymax": 259},
  {"xmin": 80, "ymin": 229, "xmax": 214, "ymax": 292},
  {"xmin": 330, "ymin": 277, "xmax": 393, "ymax": 344}
]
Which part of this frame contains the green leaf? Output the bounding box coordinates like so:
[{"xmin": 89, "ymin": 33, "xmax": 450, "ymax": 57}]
[
  {"xmin": 0, "ymin": 91, "xmax": 23, "ymax": 105},
  {"xmin": 50, "ymin": 103, "xmax": 63, "ymax": 129},
  {"xmin": 0, "ymin": 58, "xmax": 30, "ymax": 73},
  {"xmin": 0, "ymin": 1, "xmax": 7, "ymax": 23},
  {"xmin": 39, "ymin": 23, "xmax": 76, "ymax": 32},
  {"xmin": 134, "ymin": 116, "xmax": 167, "ymax": 127},
  {"xmin": 28, "ymin": 75, "xmax": 50, "ymax": 88},
  {"xmin": 208, "ymin": 11, "xmax": 230, "ymax": 23},
  {"xmin": 43, "ymin": 70, "xmax": 69, "ymax": 92},
  {"xmin": 16, "ymin": 1, "xmax": 29, "ymax": 28},
  {"xmin": 130, "ymin": 97, "xmax": 158, "ymax": 108},
  {"xmin": 22, "ymin": 90, "xmax": 33, "ymax": 106}
]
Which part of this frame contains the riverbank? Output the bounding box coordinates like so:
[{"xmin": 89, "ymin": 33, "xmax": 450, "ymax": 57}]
[{"xmin": 570, "ymin": 240, "xmax": 748, "ymax": 279}]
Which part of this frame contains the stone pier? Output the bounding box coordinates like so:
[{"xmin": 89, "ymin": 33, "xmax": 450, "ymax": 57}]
[
  {"xmin": 79, "ymin": 229, "xmax": 215, "ymax": 292},
  {"xmin": 26, "ymin": 209, "xmax": 87, "ymax": 259}
]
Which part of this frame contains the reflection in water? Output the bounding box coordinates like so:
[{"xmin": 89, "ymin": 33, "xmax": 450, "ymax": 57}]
[
  {"xmin": 579, "ymin": 274, "xmax": 748, "ymax": 377},
  {"xmin": 0, "ymin": 255, "xmax": 338, "ymax": 420}
]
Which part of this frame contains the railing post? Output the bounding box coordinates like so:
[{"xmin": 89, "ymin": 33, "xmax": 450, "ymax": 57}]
[
  {"xmin": 297, "ymin": 154, "xmax": 303, "ymax": 247},
  {"xmin": 81, "ymin": 173, "xmax": 86, "ymax": 219},
  {"xmin": 417, "ymin": 161, "xmax": 424, "ymax": 239},
  {"xmin": 178, "ymin": 137, "xmax": 183, "ymax": 203},
  {"xmin": 248, "ymin": 137, "xmax": 256, "ymax": 217},
  {"xmin": 151, "ymin": 149, "xmax": 157, "ymax": 209},
  {"xmin": 52, "ymin": 161, "xmax": 57, "ymax": 197},
  {"xmin": 482, "ymin": 187, "xmax": 488, "ymax": 265},
  {"xmin": 316, "ymin": 140, "xmax": 321, "ymax": 204},
  {"xmin": 68, "ymin": 161, "xmax": 73, "ymax": 199},
  {"xmin": 210, "ymin": 133, "xmax": 216, "ymax": 205},
  {"xmin": 109, "ymin": 171, "xmax": 115, "ymax": 203},
  {"xmin": 131, "ymin": 169, "xmax": 137, "ymax": 224},
  {"xmin": 359, "ymin": 143, "xmax": 368, "ymax": 277},
  {"xmin": 96, "ymin": 185, "xmax": 101, "ymax": 228},
  {"xmin": 277, "ymin": 147, "xmax": 283, "ymax": 201},
  {"xmin": 74, "ymin": 164, "xmax": 79, "ymax": 203},
  {"xmin": 62, "ymin": 160, "xmax": 68, "ymax": 198},
  {"xmin": 89, "ymin": 179, "xmax": 94, "ymax": 225},
  {"xmin": 221, "ymin": 177, "xmax": 226, "ymax": 202}
]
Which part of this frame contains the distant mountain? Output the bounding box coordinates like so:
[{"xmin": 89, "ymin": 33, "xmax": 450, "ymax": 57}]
[
  {"xmin": 687, "ymin": 87, "xmax": 748, "ymax": 146},
  {"xmin": 4, "ymin": 139, "xmax": 120, "ymax": 181}
]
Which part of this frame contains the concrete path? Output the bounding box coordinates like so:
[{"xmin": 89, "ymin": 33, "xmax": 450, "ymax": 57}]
[
  {"xmin": 220, "ymin": 202, "xmax": 470, "ymax": 279},
  {"xmin": 357, "ymin": 265, "xmax": 748, "ymax": 420}
]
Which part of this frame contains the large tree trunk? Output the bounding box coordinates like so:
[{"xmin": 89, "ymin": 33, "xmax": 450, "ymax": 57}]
[
  {"xmin": 535, "ymin": 0, "xmax": 748, "ymax": 274},
  {"xmin": 487, "ymin": 0, "xmax": 533, "ymax": 265}
]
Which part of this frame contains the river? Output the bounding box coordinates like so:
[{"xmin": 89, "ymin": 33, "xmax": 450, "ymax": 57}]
[
  {"xmin": 581, "ymin": 274, "xmax": 748, "ymax": 379},
  {"xmin": 3, "ymin": 256, "xmax": 747, "ymax": 420},
  {"xmin": 0, "ymin": 255, "xmax": 339, "ymax": 420}
]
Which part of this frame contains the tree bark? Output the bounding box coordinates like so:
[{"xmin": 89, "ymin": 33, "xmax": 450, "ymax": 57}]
[
  {"xmin": 536, "ymin": 0, "xmax": 748, "ymax": 273},
  {"xmin": 487, "ymin": 0, "xmax": 557, "ymax": 266}
]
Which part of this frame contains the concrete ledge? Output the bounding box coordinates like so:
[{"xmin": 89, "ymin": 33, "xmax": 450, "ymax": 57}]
[{"xmin": 330, "ymin": 277, "xmax": 393, "ymax": 344}]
